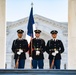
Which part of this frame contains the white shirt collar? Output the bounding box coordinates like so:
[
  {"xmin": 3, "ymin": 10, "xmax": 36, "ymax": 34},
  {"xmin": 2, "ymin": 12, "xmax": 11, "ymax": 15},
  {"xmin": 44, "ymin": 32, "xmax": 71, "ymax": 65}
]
[
  {"xmin": 18, "ymin": 38, "xmax": 23, "ymax": 40},
  {"xmin": 52, "ymin": 38, "xmax": 57, "ymax": 41},
  {"xmin": 36, "ymin": 37, "xmax": 40, "ymax": 39}
]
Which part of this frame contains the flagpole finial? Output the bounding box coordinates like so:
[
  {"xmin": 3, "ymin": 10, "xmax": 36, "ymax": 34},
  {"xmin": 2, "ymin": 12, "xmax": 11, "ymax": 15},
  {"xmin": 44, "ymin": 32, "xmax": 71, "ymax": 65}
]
[{"xmin": 31, "ymin": 2, "xmax": 33, "ymax": 7}]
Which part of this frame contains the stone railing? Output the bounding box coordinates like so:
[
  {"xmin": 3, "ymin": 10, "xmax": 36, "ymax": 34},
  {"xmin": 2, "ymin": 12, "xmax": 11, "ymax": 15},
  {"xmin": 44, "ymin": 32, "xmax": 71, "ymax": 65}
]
[{"xmin": 0, "ymin": 69, "xmax": 76, "ymax": 75}]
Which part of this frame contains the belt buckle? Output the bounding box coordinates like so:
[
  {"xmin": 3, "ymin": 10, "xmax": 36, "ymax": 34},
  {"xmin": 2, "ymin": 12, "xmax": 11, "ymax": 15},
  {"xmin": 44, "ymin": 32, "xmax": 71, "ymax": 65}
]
[
  {"xmin": 37, "ymin": 48, "xmax": 39, "ymax": 50},
  {"xmin": 54, "ymin": 48, "xmax": 56, "ymax": 51}
]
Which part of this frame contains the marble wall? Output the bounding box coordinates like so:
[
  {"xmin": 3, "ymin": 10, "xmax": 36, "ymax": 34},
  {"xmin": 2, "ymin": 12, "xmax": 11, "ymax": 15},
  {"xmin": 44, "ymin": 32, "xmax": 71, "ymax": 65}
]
[
  {"xmin": 0, "ymin": 0, "xmax": 5, "ymax": 68},
  {"xmin": 68, "ymin": 0, "xmax": 76, "ymax": 69}
]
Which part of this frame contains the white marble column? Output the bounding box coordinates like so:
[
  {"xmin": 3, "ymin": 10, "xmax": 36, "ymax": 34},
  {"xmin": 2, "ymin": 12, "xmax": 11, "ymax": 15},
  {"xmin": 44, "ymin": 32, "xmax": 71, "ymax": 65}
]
[
  {"xmin": 0, "ymin": 0, "xmax": 5, "ymax": 68},
  {"xmin": 68, "ymin": 0, "xmax": 76, "ymax": 69}
]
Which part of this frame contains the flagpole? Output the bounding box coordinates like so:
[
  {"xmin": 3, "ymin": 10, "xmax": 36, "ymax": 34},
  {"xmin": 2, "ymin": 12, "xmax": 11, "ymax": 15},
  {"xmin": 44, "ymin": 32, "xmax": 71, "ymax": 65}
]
[
  {"xmin": 27, "ymin": 2, "xmax": 35, "ymax": 68},
  {"xmin": 30, "ymin": 2, "xmax": 33, "ymax": 69},
  {"xmin": 31, "ymin": 2, "xmax": 33, "ymax": 8},
  {"xmin": 30, "ymin": 36, "xmax": 33, "ymax": 68}
]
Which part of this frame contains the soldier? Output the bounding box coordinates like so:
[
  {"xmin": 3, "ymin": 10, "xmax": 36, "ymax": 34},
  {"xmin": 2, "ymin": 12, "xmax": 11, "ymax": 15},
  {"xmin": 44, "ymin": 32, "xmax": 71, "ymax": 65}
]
[
  {"xmin": 12, "ymin": 29, "xmax": 28, "ymax": 69},
  {"xmin": 46, "ymin": 30, "xmax": 64, "ymax": 69},
  {"xmin": 29, "ymin": 30, "xmax": 45, "ymax": 69}
]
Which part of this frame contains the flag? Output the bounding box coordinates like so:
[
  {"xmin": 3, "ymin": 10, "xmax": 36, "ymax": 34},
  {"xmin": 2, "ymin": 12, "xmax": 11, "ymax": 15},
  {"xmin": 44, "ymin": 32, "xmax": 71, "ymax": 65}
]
[{"xmin": 26, "ymin": 6, "xmax": 35, "ymax": 43}]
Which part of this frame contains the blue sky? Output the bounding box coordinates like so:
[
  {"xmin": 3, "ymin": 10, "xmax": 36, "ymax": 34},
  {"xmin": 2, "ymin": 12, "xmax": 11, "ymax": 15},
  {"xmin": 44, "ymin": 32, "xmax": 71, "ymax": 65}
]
[{"xmin": 6, "ymin": 0, "xmax": 68, "ymax": 22}]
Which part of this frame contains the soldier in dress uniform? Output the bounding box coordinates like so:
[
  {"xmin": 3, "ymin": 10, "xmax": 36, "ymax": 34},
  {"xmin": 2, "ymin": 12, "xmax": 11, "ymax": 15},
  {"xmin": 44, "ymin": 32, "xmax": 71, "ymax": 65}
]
[
  {"xmin": 29, "ymin": 29, "xmax": 45, "ymax": 69},
  {"xmin": 46, "ymin": 30, "xmax": 64, "ymax": 69},
  {"xmin": 12, "ymin": 29, "xmax": 28, "ymax": 69}
]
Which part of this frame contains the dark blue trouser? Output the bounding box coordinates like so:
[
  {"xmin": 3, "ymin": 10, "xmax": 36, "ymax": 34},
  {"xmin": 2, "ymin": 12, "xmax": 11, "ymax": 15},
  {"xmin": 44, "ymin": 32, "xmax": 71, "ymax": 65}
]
[
  {"xmin": 49, "ymin": 59, "xmax": 61, "ymax": 69},
  {"xmin": 15, "ymin": 59, "xmax": 25, "ymax": 69},
  {"xmin": 32, "ymin": 60, "xmax": 44, "ymax": 69}
]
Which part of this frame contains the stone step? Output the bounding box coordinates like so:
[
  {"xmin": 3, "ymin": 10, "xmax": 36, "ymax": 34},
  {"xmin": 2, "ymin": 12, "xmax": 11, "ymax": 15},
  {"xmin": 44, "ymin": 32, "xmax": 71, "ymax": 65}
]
[{"xmin": 0, "ymin": 69, "xmax": 76, "ymax": 75}]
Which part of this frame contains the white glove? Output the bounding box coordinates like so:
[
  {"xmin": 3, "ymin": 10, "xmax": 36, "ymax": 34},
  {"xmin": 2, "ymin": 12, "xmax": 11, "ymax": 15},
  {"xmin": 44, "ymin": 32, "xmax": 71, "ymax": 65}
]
[
  {"xmin": 36, "ymin": 51, "xmax": 40, "ymax": 55},
  {"xmin": 29, "ymin": 57, "xmax": 32, "ymax": 61},
  {"xmin": 19, "ymin": 49, "xmax": 23, "ymax": 53},
  {"xmin": 17, "ymin": 51, "xmax": 21, "ymax": 55},
  {"xmin": 52, "ymin": 52, "xmax": 56, "ymax": 56},
  {"xmin": 55, "ymin": 50, "xmax": 58, "ymax": 54},
  {"xmin": 17, "ymin": 49, "xmax": 23, "ymax": 55}
]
